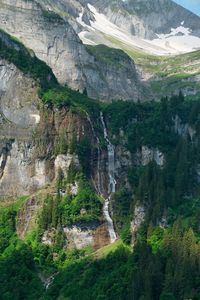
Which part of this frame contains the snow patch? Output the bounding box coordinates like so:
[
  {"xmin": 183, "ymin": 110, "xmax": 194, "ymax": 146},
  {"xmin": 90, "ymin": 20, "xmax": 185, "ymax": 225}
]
[
  {"xmin": 151, "ymin": 35, "xmax": 200, "ymax": 54},
  {"xmin": 156, "ymin": 25, "xmax": 191, "ymax": 39},
  {"xmin": 150, "ymin": 24, "xmax": 200, "ymax": 54},
  {"xmin": 76, "ymin": 4, "xmax": 200, "ymax": 56},
  {"xmin": 86, "ymin": 4, "xmax": 170, "ymax": 55}
]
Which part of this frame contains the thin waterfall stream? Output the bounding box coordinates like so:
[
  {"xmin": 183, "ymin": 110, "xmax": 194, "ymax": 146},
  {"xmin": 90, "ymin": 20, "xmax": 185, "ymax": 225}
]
[
  {"xmin": 100, "ymin": 112, "xmax": 117, "ymax": 243},
  {"xmin": 84, "ymin": 110, "xmax": 101, "ymax": 194}
]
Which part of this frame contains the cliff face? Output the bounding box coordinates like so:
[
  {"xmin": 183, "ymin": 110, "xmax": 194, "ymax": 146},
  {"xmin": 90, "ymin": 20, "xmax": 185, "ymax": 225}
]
[
  {"xmin": 0, "ymin": 0, "xmax": 92, "ymax": 89},
  {"xmin": 77, "ymin": 0, "xmax": 200, "ymax": 39},
  {"xmin": 0, "ymin": 58, "xmax": 40, "ymax": 196},
  {"xmin": 0, "ymin": 39, "xmax": 113, "ymax": 248},
  {"xmin": 1, "ymin": 34, "xmax": 200, "ymax": 259},
  {"xmin": 0, "ymin": 0, "xmax": 142, "ymax": 101},
  {"xmin": 1, "ymin": 2, "xmax": 200, "ymax": 256}
]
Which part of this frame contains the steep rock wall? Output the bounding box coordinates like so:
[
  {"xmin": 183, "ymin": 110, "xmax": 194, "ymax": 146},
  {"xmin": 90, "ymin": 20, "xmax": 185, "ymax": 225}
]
[
  {"xmin": 0, "ymin": 59, "xmax": 42, "ymax": 196},
  {"xmin": 0, "ymin": 0, "xmax": 142, "ymax": 101}
]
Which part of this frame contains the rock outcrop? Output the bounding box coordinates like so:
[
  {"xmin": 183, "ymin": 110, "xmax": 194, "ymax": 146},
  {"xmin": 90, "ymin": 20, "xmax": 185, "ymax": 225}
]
[
  {"xmin": 0, "ymin": 57, "xmax": 41, "ymax": 196},
  {"xmin": 78, "ymin": 0, "xmax": 200, "ymax": 39},
  {"xmin": 0, "ymin": 0, "xmax": 142, "ymax": 101},
  {"xmin": 131, "ymin": 204, "xmax": 145, "ymax": 243}
]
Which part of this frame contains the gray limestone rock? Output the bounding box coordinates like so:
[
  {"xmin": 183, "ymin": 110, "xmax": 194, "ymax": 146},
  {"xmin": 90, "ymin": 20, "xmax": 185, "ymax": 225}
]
[{"xmin": 0, "ymin": 0, "xmax": 142, "ymax": 101}]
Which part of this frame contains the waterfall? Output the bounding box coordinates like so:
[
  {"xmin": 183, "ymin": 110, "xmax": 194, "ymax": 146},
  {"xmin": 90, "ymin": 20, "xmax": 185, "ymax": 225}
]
[
  {"xmin": 100, "ymin": 112, "xmax": 117, "ymax": 243},
  {"xmin": 84, "ymin": 111, "xmax": 101, "ymax": 194},
  {"xmin": 84, "ymin": 110, "xmax": 117, "ymax": 243}
]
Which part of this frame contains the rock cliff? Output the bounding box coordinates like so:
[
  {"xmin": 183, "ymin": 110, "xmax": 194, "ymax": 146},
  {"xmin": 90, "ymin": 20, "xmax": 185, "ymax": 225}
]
[
  {"xmin": 77, "ymin": 0, "xmax": 200, "ymax": 39},
  {"xmin": 0, "ymin": 0, "xmax": 142, "ymax": 101}
]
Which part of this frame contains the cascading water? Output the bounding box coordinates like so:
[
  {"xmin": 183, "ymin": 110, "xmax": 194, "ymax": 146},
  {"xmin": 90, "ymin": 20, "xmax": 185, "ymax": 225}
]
[
  {"xmin": 100, "ymin": 112, "xmax": 117, "ymax": 243},
  {"xmin": 84, "ymin": 110, "xmax": 117, "ymax": 243},
  {"xmin": 84, "ymin": 111, "xmax": 101, "ymax": 194}
]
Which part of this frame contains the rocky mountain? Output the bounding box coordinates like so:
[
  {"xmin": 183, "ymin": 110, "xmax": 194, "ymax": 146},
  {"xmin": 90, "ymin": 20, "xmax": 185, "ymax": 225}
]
[
  {"xmin": 77, "ymin": 0, "xmax": 200, "ymax": 38},
  {"xmin": 1, "ymin": 0, "xmax": 200, "ymax": 102},
  {"xmin": 35, "ymin": 0, "xmax": 200, "ymax": 55},
  {"xmin": 0, "ymin": 0, "xmax": 142, "ymax": 101},
  {"xmin": 1, "ymin": 1, "xmax": 200, "ymax": 299}
]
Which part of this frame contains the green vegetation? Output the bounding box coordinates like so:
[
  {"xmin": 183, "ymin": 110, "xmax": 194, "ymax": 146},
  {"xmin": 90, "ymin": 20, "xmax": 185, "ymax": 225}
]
[
  {"xmin": 0, "ymin": 29, "xmax": 57, "ymax": 90},
  {"xmin": 112, "ymin": 189, "xmax": 132, "ymax": 244},
  {"xmin": 1, "ymin": 197, "xmax": 200, "ymax": 299},
  {"xmin": 45, "ymin": 222, "xmax": 200, "ymax": 300},
  {"xmin": 2, "ymin": 25, "xmax": 200, "ymax": 300},
  {"xmin": 106, "ymin": 35, "xmax": 200, "ymax": 77},
  {"xmin": 40, "ymin": 85, "xmax": 101, "ymax": 120},
  {"xmin": 38, "ymin": 177, "xmax": 102, "ymax": 233},
  {"xmin": 0, "ymin": 199, "xmax": 44, "ymax": 299},
  {"xmin": 104, "ymin": 93, "xmax": 200, "ymax": 223},
  {"xmin": 1, "ymin": 92, "xmax": 200, "ymax": 298},
  {"xmin": 0, "ymin": 30, "xmax": 101, "ymax": 119},
  {"xmin": 87, "ymin": 44, "xmax": 130, "ymax": 68},
  {"xmin": 104, "ymin": 35, "xmax": 200, "ymax": 98}
]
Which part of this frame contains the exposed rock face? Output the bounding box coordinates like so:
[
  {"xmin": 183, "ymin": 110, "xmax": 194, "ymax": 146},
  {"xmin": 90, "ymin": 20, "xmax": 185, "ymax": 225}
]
[
  {"xmin": 0, "ymin": 0, "xmax": 142, "ymax": 101},
  {"xmin": 78, "ymin": 0, "xmax": 200, "ymax": 39},
  {"xmin": 87, "ymin": 45, "xmax": 141, "ymax": 101},
  {"xmin": 0, "ymin": 59, "xmax": 40, "ymax": 129},
  {"xmin": 17, "ymin": 197, "xmax": 39, "ymax": 238},
  {"xmin": 174, "ymin": 115, "xmax": 196, "ymax": 141},
  {"xmin": 42, "ymin": 230, "xmax": 53, "ymax": 246},
  {"xmin": 40, "ymin": 222, "xmax": 110, "ymax": 250},
  {"xmin": 0, "ymin": 52, "xmax": 100, "ymax": 197},
  {"xmin": 131, "ymin": 204, "xmax": 145, "ymax": 243},
  {"xmin": 140, "ymin": 146, "xmax": 165, "ymax": 167},
  {"xmin": 24, "ymin": 0, "xmax": 200, "ymax": 40},
  {"xmin": 64, "ymin": 224, "xmax": 95, "ymax": 250},
  {"xmin": 55, "ymin": 154, "xmax": 79, "ymax": 179},
  {"xmin": 93, "ymin": 223, "xmax": 110, "ymax": 250},
  {"xmin": 0, "ymin": 58, "xmax": 43, "ymax": 196},
  {"xmin": 0, "ymin": 142, "xmax": 48, "ymax": 196},
  {"xmin": 0, "ymin": 0, "xmax": 90, "ymax": 89},
  {"xmin": 67, "ymin": 181, "xmax": 78, "ymax": 196},
  {"xmin": 115, "ymin": 146, "xmax": 132, "ymax": 189}
]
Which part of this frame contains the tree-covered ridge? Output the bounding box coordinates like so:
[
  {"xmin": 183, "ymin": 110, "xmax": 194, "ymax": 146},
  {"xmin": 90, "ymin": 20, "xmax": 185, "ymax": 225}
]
[{"xmin": 102, "ymin": 94, "xmax": 200, "ymax": 239}]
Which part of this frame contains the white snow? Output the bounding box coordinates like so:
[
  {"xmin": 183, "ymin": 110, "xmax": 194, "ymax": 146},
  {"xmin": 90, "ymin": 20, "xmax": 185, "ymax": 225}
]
[
  {"xmin": 150, "ymin": 24, "xmax": 200, "ymax": 54},
  {"xmin": 79, "ymin": 31, "xmax": 97, "ymax": 45},
  {"xmin": 156, "ymin": 25, "xmax": 191, "ymax": 39},
  {"xmin": 150, "ymin": 35, "xmax": 200, "ymax": 54},
  {"xmin": 76, "ymin": 5, "xmax": 200, "ymax": 56},
  {"xmin": 86, "ymin": 4, "xmax": 170, "ymax": 55}
]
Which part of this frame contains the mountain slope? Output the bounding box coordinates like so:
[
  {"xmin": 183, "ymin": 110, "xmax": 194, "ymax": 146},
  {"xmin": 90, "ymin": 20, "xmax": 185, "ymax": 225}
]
[
  {"xmin": 1, "ymin": 0, "xmax": 200, "ymax": 101},
  {"xmin": 81, "ymin": 0, "xmax": 200, "ymax": 38},
  {"xmin": 1, "ymin": 9, "xmax": 200, "ymax": 299},
  {"xmin": 74, "ymin": 0, "xmax": 200, "ymax": 54},
  {"xmin": 0, "ymin": 0, "xmax": 142, "ymax": 101}
]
